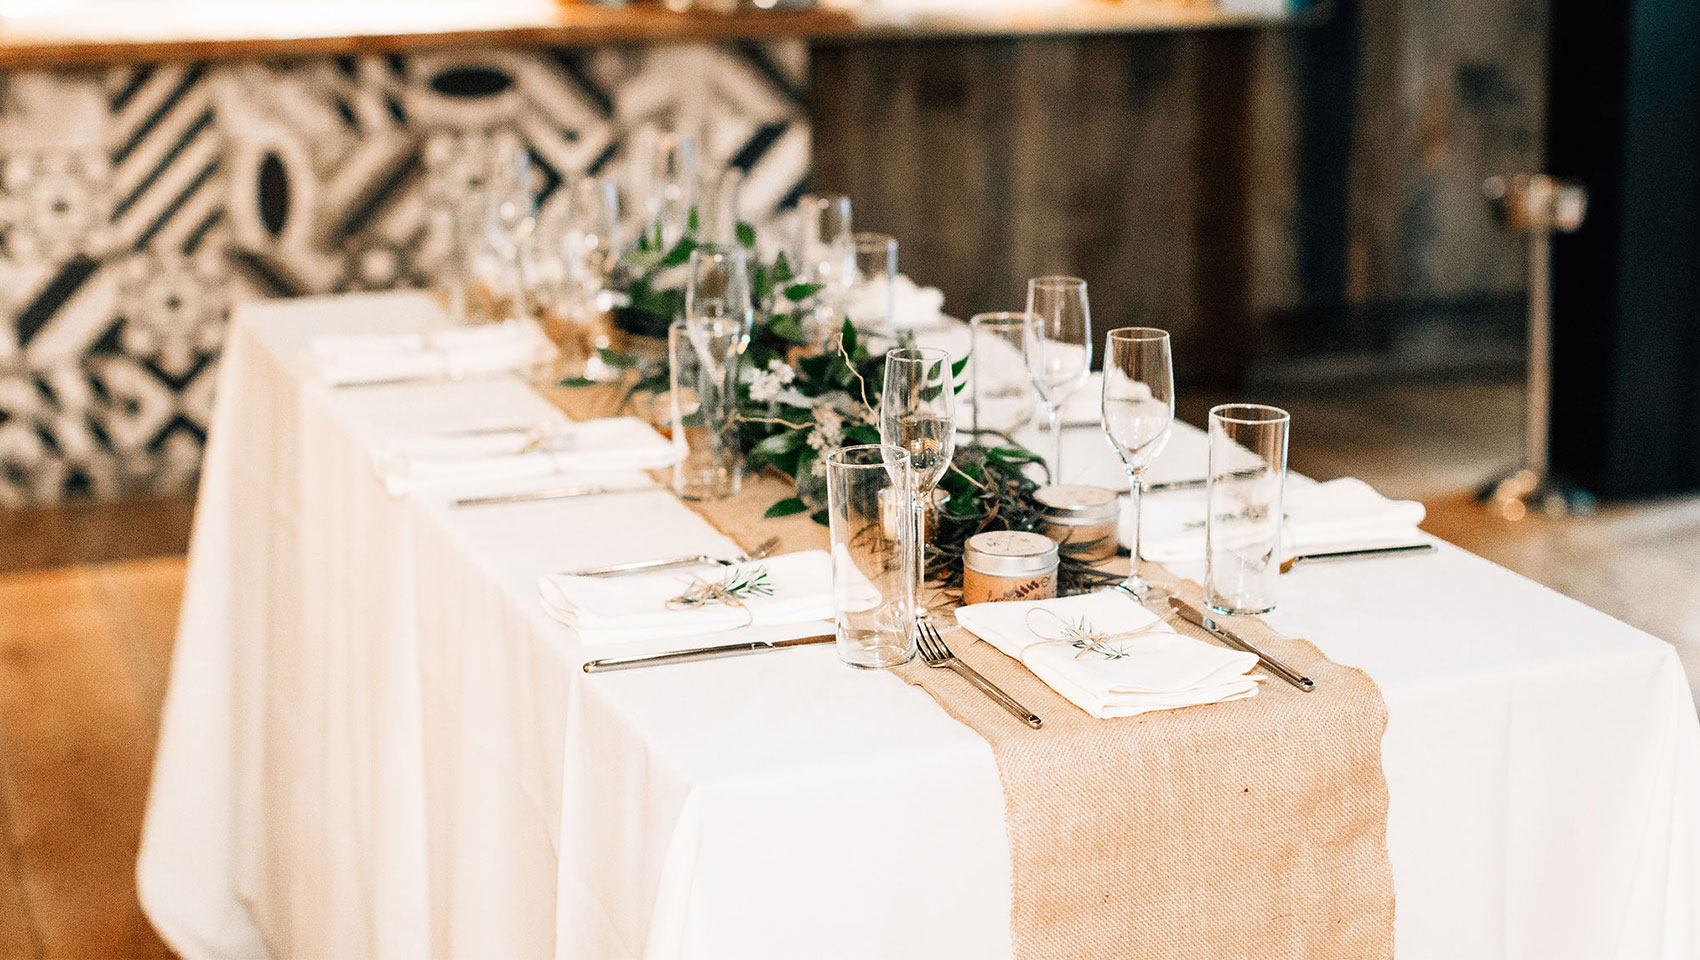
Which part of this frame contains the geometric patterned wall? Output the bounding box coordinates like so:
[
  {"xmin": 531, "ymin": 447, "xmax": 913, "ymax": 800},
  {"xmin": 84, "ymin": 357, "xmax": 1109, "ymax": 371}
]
[{"xmin": 0, "ymin": 41, "xmax": 809, "ymax": 506}]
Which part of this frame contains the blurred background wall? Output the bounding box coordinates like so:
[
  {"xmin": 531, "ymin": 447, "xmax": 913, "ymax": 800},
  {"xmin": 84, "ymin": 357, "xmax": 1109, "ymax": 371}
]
[
  {"xmin": 0, "ymin": 0, "xmax": 1546, "ymax": 506},
  {"xmin": 814, "ymin": 0, "xmax": 1545, "ymax": 389}
]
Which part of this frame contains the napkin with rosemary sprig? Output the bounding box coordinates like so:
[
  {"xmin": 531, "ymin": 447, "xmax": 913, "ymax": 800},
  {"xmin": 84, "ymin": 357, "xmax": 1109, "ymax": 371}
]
[
  {"xmin": 954, "ymin": 591, "xmax": 1261, "ymax": 719},
  {"xmin": 539, "ymin": 550, "xmax": 840, "ymax": 645}
]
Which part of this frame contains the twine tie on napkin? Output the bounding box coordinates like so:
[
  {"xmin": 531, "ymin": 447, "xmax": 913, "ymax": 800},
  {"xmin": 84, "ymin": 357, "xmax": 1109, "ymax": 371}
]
[{"xmin": 1021, "ymin": 606, "xmax": 1169, "ymax": 660}]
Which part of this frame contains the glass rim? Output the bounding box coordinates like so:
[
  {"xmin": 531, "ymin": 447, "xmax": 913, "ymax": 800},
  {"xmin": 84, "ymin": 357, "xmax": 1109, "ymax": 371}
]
[
  {"xmin": 826, "ymin": 442, "xmax": 912, "ymax": 468},
  {"xmin": 1028, "ymin": 274, "xmax": 1086, "ymax": 290},
  {"xmin": 1106, "ymin": 326, "xmax": 1170, "ymax": 342},
  {"xmin": 886, "ymin": 346, "xmax": 950, "ymax": 363},
  {"xmin": 1208, "ymin": 402, "xmax": 1290, "ymax": 426},
  {"xmin": 969, "ymin": 311, "xmax": 1030, "ymax": 328}
]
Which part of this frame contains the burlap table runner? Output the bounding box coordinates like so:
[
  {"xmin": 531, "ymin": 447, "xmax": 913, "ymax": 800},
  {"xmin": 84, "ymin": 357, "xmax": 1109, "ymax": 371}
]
[
  {"xmin": 555, "ymin": 389, "xmax": 1393, "ymax": 958},
  {"xmin": 894, "ymin": 565, "xmax": 1394, "ymax": 960}
]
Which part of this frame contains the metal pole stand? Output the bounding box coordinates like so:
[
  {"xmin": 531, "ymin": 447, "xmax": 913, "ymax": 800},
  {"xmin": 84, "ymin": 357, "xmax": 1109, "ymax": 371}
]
[{"xmin": 1477, "ymin": 174, "xmax": 1594, "ymax": 520}]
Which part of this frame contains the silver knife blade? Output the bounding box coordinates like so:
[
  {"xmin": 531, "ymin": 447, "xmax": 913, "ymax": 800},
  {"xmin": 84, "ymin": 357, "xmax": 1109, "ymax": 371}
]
[
  {"xmin": 582, "ymin": 633, "xmax": 835, "ymax": 673},
  {"xmin": 453, "ymin": 485, "xmax": 659, "ymax": 508},
  {"xmin": 1167, "ymin": 597, "xmax": 1316, "ymax": 693}
]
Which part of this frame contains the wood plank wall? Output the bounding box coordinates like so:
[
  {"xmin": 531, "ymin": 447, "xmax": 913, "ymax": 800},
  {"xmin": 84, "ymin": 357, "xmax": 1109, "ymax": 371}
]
[{"xmin": 810, "ymin": 0, "xmax": 1548, "ymax": 387}]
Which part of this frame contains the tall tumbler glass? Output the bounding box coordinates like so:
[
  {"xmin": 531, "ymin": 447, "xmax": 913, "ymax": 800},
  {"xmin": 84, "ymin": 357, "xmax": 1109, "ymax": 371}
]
[
  {"xmin": 826, "ymin": 444, "xmax": 917, "ymax": 669},
  {"xmin": 668, "ymin": 318, "xmax": 744, "ymax": 500},
  {"xmin": 1204, "ymin": 404, "xmax": 1291, "ymax": 615},
  {"xmin": 968, "ymin": 312, "xmax": 1036, "ymax": 442},
  {"xmin": 844, "ymin": 232, "xmax": 898, "ymax": 338}
]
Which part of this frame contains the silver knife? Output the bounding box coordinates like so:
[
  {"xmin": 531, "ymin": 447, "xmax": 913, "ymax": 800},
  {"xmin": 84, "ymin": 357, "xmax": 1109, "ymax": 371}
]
[
  {"xmin": 1280, "ymin": 542, "xmax": 1436, "ymax": 573},
  {"xmin": 583, "ymin": 633, "xmax": 835, "ymax": 673},
  {"xmin": 1167, "ymin": 597, "xmax": 1315, "ymax": 693},
  {"xmin": 453, "ymin": 484, "xmax": 659, "ymax": 508}
]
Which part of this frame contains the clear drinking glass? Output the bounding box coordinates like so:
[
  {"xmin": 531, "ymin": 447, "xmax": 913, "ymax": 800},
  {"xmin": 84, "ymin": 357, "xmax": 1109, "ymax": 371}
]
[
  {"xmin": 880, "ymin": 348, "xmax": 956, "ymax": 602},
  {"xmin": 1024, "ymin": 276, "xmax": 1093, "ymax": 482},
  {"xmin": 668, "ymin": 318, "xmax": 744, "ymax": 500},
  {"xmin": 845, "ymin": 232, "xmax": 899, "ymax": 337},
  {"xmin": 967, "ymin": 312, "xmax": 1036, "ymax": 441},
  {"xmin": 826, "ymin": 444, "xmax": 917, "ymax": 669},
  {"xmin": 1204, "ymin": 404, "xmax": 1290, "ymax": 615},
  {"xmin": 1102, "ymin": 327, "xmax": 1175, "ymax": 601}
]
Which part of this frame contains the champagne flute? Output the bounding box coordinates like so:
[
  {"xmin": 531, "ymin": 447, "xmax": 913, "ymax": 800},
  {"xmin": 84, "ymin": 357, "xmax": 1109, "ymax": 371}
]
[
  {"xmin": 1024, "ymin": 276, "xmax": 1093, "ymax": 482},
  {"xmin": 1102, "ymin": 327, "xmax": 1175, "ymax": 601},
  {"xmin": 684, "ymin": 245, "xmax": 755, "ymax": 369},
  {"xmin": 880, "ymin": 347, "xmax": 957, "ymax": 607}
]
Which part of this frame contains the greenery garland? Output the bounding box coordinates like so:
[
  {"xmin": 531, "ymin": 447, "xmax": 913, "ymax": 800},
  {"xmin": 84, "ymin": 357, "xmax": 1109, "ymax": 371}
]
[{"xmin": 564, "ymin": 213, "xmax": 1123, "ymax": 594}]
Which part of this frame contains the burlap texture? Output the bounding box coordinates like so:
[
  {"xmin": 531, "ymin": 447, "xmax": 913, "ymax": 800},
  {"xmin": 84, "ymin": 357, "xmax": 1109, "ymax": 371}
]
[
  {"xmin": 553, "ymin": 388, "xmax": 1395, "ymax": 958},
  {"xmin": 894, "ymin": 565, "xmax": 1394, "ymax": 960}
]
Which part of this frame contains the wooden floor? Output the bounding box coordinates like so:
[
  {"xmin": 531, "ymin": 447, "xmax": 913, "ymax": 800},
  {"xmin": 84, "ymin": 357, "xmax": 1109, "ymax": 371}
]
[
  {"xmin": 0, "ymin": 380, "xmax": 1698, "ymax": 959},
  {"xmin": 0, "ymin": 558, "xmax": 181, "ymax": 960}
]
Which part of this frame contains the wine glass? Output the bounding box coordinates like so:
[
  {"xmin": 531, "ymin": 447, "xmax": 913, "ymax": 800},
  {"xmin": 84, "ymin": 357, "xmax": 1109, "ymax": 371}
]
[
  {"xmin": 684, "ymin": 245, "xmax": 755, "ymax": 369},
  {"xmin": 1102, "ymin": 327, "xmax": 1175, "ymax": 601},
  {"xmin": 880, "ymin": 347, "xmax": 957, "ymax": 608},
  {"xmin": 1024, "ymin": 276, "xmax": 1093, "ymax": 483}
]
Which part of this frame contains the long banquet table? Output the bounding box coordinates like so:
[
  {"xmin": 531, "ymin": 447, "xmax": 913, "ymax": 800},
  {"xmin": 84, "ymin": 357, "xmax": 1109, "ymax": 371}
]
[{"xmin": 139, "ymin": 291, "xmax": 1700, "ymax": 959}]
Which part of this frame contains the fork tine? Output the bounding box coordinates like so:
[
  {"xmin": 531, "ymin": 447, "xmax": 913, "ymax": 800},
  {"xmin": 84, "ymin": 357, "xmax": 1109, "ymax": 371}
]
[
  {"xmin": 920, "ymin": 621, "xmax": 948, "ymax": 662},
  {"xmin": 914, "ymin": 622, "xmax": 934, "ymax": 662}
]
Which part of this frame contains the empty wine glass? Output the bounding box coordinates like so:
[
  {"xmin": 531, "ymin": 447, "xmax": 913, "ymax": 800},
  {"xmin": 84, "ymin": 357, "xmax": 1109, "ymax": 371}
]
[
  {"xmin": 1102, "ymin": 327, "xmax": 1175, "ymax": 601},
  {"xmin": 684, "ymin": 245, "xmax": 755, "ymax": 369},
  {"xmin": 846, "ymin": 233, "xmax": 898, "ymax": 338},
  {"xmin": 1024, "ymin": 276, "xmax": 1093, "ymax": 482},
  {"xmin": 880, "ymin": 347, "xmax": 957, "ymax": 608}
]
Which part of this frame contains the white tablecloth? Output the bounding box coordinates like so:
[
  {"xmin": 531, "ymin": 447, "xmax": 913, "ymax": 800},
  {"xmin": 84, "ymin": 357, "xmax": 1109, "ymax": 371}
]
[{"xmin": 139, "ymin": 291, "xmax": 1700, "ymax": 960}]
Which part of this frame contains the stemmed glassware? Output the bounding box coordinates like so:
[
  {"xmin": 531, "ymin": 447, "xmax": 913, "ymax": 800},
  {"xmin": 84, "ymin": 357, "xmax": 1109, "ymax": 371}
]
[
  {"xmin": 1101, "ymin": 327, "xmax": 1175, "ymax": 601},
  {"xmin": 879, "ymin": 347, "xmax": 957, "ymax": 611},
  {"xmin": 1023, "ymin": 276, "xmax": 1093, "ymax": 483},
  {"xmin": 967, "ymin": 312, "xmax": 1036, "ymax": 442},
  {"xmin": 673, "ymin": 246, "xmax": 754, "ymax": 500}
]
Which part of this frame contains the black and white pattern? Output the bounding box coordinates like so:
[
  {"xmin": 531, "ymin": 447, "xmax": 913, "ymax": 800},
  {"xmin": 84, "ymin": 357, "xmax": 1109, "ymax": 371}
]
[{"xmin": 0, "ymin": 42, "xmax": 810, "ymax": 506}]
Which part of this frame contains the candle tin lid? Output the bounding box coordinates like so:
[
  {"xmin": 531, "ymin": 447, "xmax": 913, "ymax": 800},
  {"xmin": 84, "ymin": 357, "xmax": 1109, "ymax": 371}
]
[
  {"xmin": 963, "ymin": 531, "xmax": 1060, "ymax": 577},
  {"xmin": 1034, "ymin": 484, "xmax": 1120, "ymax": 524}
]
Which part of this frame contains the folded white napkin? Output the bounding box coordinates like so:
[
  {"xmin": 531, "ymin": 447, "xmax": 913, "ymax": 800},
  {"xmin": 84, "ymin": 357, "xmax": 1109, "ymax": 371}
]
[
  {"xmin": 374, "ymin": 416, "xmax": 681, "ymax": 495},
  {"xmin": 1126, "ymin": 476, "xmax": 1427, "ymax": 563},
  {"xmin": 539, "ymin": 550, "xmax": 837, "ymax": 646},
  {"xmin": 309, "ymin": 321, "xmax": 551, "ymax": 386},
  {"xmin": 955, "ymin": 591, "xmax": 1260, "ymax": 719}
]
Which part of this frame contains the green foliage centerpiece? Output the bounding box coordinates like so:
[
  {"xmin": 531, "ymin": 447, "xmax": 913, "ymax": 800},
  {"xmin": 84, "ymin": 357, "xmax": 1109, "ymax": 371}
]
[{"xmin": 570, "ymin": 214, "xmax": 1121, "ymax": 594}]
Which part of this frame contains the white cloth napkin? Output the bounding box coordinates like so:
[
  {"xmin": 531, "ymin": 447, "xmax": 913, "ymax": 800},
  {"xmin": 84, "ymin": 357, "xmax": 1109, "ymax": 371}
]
[
  {"xmin": 309, "ymin": 321, "xmax": 550, "ymax": 386},
  {"xmin": 1126, "ymin": 476, "xmax": 1427, "ymax": 563},
  {"xmin": 887, "ymin": 275, "xmax": 947, "ymax": 330},
  {"xmin": 538, "ymin": 550, "xmax": 837, "ymax": 646},
  {"xmin": 373, "ymin": 416, "xmax": 681, "ymax": 495},
  {"xmin": 954, "ymin": 591, "xmax": 1261, "ymax": 719}
]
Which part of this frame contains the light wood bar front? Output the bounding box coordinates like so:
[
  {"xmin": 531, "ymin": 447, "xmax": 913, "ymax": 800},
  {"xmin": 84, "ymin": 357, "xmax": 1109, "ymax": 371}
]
[{"xmin": 0, "ymin": 1, "xmax": 1289, "ymax": 68}]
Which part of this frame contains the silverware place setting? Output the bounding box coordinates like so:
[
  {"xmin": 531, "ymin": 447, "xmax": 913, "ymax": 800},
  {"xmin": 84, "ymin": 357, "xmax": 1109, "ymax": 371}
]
[
  {"xmin": 562, "ymin": 535, "xmax": 782, "ymax": 578},
  {"xmin": 916, "ymin": 621, "xmax": 1042, "ymax": 729}
]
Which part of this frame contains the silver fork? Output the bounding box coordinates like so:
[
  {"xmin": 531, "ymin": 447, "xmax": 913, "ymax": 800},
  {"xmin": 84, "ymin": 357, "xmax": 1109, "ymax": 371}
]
[
  {"xmin": 562, "ymin": 535, "xmax": 781, "ymax": 578},
  {"xmin": 915, "ymin": 621, "xmax": 1042, "ymax": 729}
]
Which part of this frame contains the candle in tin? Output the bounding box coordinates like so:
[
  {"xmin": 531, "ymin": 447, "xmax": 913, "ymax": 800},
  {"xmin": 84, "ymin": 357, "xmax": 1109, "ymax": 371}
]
[
  {"xmin": 961, "ymin": 531, "xmax": 1059, "ymax": 605},
  {"xmin": 1034, "ymin": 484, "xmax": 1121, "ymax": 562}
]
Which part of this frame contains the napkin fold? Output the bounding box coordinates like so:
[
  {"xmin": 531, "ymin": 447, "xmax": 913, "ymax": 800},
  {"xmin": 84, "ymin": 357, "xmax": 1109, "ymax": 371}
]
[
  {"xmin": 1126, "ymin": 476, "xmax": 1426, "ymax": 564},
  {"xmin": 955, "ymin": 591, "xmax": 1261, "ymax": 719},
  {"xmin": 887, "ymin": 274, "xmax": 947, "ymax": 330},
  {"xmin": 539, "ymin": 550, "xmax": 837, "ymax": 645},
  {"xmin": 373, "ymin": 416, "xmax": 681, "ymax": 495},
  {"xmin": 309, "ymin": 321, "xmax": 550, "ymax": 386}
]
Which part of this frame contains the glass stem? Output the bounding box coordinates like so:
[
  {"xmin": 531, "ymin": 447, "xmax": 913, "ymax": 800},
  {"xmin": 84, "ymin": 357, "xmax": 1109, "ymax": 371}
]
[
  {"xmin": 1048, "ymin": 406, "xmax": 1063, "ymax": 484},
  {"xmin": 1126, "ymin": 466, "xmax": 1143, "ymax": 586}
]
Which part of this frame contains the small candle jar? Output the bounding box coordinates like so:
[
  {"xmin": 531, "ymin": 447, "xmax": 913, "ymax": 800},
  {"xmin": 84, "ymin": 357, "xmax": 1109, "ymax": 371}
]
[
  {"xmin": 1034, "ymin": 484, "xmax": 1121, "ymax": 563},
  {"xmin": 961, "ymin": 531, "xmax": 1059, "ymax": 605}
]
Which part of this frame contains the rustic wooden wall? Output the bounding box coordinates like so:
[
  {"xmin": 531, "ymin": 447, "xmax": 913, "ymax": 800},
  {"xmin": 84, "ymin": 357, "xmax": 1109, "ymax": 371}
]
[{"xmin": 809, "ymin": 0, "xmax": 1548, "ymax": 387}]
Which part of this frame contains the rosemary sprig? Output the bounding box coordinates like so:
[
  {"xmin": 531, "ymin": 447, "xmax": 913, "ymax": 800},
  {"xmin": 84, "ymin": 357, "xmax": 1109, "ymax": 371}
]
[{"xmin": 666, "ymin": 565, "xmax": 775, "ymax": 611}]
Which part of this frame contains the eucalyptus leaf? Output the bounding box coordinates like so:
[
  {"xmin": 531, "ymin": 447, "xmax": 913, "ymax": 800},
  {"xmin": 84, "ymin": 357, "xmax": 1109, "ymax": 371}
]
[
  {"xmin": 764, "ymin": 497, "xmax": 808, "ymax": 519},
  {"xmin": 736, "ymin": 221, "xmax": 757, "ymax": 249},
  {"xmin": 598, "ymin": 348, "xmax": 641, "ymax": 370},
  {"xmin": 784, "ymin": 282, "xmax": 824, "ymax": 302}
]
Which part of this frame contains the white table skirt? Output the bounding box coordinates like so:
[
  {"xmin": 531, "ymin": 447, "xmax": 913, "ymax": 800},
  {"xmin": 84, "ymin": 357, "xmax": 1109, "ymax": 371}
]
[{"xmin": 139, "ymin": 291, "xmax": 1700, "ymax": 959}]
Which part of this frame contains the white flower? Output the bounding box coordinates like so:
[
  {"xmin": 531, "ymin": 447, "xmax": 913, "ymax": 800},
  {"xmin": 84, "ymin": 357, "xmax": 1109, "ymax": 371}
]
[
  {"xmin": 746, "ymin": 358, "xmax": 797, "ymax": 404},
  {"xmin": 815, "ymin": 406, "xmax": 845, "ymax": 446}
]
